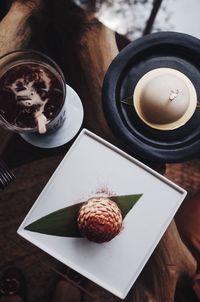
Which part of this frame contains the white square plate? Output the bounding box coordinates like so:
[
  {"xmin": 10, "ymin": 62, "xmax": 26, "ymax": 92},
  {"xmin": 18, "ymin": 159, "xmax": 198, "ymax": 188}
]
[{"xmin": 17, "ymin": 129, "xmax": 186, "ymax": 299}]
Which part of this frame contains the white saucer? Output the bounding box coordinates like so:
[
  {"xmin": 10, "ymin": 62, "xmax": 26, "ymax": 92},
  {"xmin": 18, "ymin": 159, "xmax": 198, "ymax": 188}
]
[{"xmin": 20, "ymin": 85, "xmax": 84, "ymax": 148}]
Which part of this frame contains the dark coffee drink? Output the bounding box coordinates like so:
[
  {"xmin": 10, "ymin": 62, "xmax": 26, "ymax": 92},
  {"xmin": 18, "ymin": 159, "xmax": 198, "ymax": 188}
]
[{"xmin": 0, "ymin": 62, "xmax": 65, "ymax": 132}]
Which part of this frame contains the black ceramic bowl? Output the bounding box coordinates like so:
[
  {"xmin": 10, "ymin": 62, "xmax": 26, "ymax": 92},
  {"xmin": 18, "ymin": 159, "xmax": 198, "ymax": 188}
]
[{"xmin": 102, "ymin": 31, "xmax": 200, "ymax": 163}]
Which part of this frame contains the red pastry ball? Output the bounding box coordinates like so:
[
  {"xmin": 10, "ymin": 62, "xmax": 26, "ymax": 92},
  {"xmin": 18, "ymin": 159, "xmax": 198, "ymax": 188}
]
[{"xmin": 77, "ymin": 197, "xmax": 122, "ymax": 243}]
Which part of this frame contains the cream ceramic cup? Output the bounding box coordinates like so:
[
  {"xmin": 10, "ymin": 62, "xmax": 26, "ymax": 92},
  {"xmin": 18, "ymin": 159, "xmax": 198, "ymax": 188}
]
[{"xmin": 133, "ymin": 68, "xmax": 197, "ymax": 130}]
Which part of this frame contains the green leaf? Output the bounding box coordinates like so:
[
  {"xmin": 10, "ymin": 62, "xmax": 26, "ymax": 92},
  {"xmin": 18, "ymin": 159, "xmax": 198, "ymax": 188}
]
[
  {"xmin": 110, "ymin": 194, "xmax": 143, "ymax": 219},
  {"xmin": 24, "ymin": 194, "xmax": 143, "ymax": 237},
  {"xmin": 25, "ymin": 202, "xmax": 84, "ymax": 237},
  {"xmin": 120, "ymin": 96, "xmax": 133, "ymax": 106}
]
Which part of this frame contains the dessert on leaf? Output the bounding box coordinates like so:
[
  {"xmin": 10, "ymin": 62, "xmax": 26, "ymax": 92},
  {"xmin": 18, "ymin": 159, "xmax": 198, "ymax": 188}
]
[
  {"xmin": 24, "ymin": 193, "xmax": 143, "ymax": 243},
  {"xmin": 78, "ymin": 197, "xmax": 123, "ymax": 243}
]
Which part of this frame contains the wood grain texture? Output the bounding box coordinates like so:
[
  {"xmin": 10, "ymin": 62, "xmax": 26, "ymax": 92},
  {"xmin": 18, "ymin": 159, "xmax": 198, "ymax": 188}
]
[
  {"xmin": 43, "ymin": 1, "xmax": 119, "ymax": 145},
  {"xmin": 0, "ymin": 0, "xmax": 44, "ymax": 57},
  {"xmin": 0, "ymin": 2, "xmax": 197, "ymax": 301}
]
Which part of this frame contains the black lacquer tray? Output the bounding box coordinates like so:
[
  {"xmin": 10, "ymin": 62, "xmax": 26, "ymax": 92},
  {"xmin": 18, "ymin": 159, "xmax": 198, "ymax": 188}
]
[{"xmin": 102, "ymin": 32, "xmax": 200, "ymax": 163}]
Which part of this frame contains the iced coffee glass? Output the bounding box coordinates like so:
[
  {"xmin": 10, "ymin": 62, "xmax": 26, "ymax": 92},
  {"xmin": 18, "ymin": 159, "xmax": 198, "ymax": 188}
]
[{"xmin": 0, "ymin": 50, "xmax": 66, "ymax": 134}]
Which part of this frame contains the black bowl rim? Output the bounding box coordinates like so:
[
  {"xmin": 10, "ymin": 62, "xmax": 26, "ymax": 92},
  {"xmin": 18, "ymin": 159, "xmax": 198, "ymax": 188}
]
[{"xmin": 102, "ymin": 31, "xmax": 200, "ymax": 163}]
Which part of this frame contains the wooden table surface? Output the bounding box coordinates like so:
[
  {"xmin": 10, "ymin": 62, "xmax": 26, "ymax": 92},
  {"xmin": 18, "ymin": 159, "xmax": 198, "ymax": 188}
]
[{"xmin": 0, "ymin": 1, "xmax": 197, "ymax": 301}]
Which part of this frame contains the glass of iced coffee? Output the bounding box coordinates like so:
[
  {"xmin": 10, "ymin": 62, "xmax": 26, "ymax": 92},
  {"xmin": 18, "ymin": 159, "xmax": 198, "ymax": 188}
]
[{"xmin": 0, "ymin": 50, "xmax": 66, "ymax": 134}]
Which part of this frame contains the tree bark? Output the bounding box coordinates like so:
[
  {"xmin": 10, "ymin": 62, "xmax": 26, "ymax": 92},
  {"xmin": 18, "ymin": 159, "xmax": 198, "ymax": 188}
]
[{"xmin": 0, "ymin": 0, "xmax": 44, "ymax": 57}]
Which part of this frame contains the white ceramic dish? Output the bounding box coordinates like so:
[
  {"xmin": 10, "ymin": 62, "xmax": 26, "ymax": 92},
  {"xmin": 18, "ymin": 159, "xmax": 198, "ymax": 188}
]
[{"xmin": 17, "ymin": 129, "xmax": 186, "ymax": 299}]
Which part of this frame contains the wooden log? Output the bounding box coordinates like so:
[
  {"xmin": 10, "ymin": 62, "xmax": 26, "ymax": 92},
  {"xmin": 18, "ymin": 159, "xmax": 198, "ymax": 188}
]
[
  {"xmin": 47, "ymin": 2, "xmax": 166, "ymax": 172},
  {"xmin": 45, "ymin": 2, "xmax": 119, "ymax": 145},
  {"xmin": 0, "ymin": 0, "xmax": 44, "ymax": 57}
]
